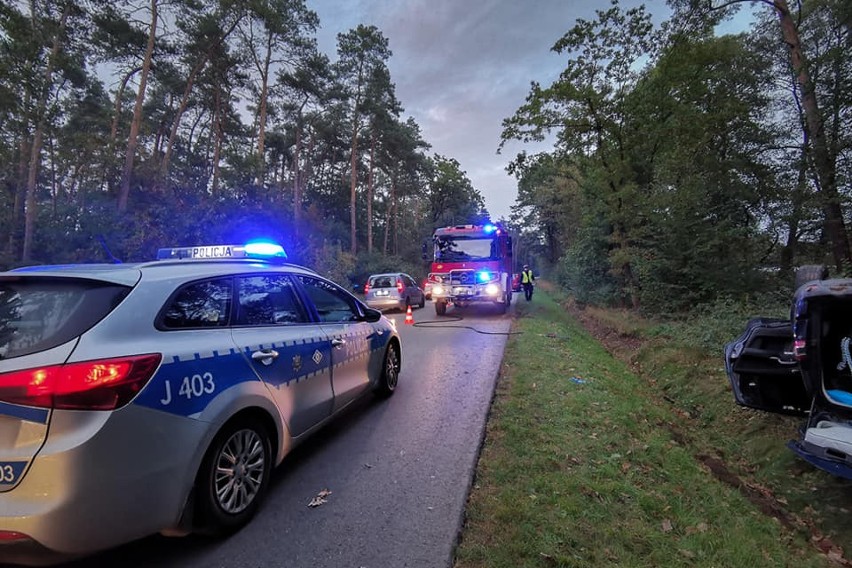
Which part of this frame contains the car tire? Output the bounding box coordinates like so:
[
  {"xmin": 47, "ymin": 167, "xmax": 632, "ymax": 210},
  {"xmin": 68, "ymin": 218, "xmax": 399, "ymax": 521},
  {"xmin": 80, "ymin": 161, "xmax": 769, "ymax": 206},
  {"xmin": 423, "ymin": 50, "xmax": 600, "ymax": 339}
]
[
  {"xmin": 435, "ymin": 299, "xmax": 447, "ymax": 316},
  {"xmin": 194, "ymin": 418, "xmax": 273, "ymax": 537},
  {"xmin": 795, "ymin": 264, "xmax": 828, "ymax": 290},
  {"xmin": 418, "ymin": 294, "xmax": 425, "ymax": 309},
  {"xmin": 374, "ymin": 342, "xmax": 400, "ymax": 398}
]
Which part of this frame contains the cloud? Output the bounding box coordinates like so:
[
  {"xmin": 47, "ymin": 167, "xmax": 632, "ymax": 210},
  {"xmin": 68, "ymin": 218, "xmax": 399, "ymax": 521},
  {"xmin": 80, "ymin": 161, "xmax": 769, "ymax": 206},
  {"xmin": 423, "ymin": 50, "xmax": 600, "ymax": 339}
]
[{"xmin": 309, "ymin": 0, "xmax": 667, "ymax": 220}]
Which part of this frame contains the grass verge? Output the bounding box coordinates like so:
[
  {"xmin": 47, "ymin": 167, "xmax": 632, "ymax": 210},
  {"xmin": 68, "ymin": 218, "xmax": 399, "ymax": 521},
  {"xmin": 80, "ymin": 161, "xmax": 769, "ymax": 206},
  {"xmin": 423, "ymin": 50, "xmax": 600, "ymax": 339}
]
[{"xmin": 453, "ymin": 287, "xmax": 835, "ymax": 568}]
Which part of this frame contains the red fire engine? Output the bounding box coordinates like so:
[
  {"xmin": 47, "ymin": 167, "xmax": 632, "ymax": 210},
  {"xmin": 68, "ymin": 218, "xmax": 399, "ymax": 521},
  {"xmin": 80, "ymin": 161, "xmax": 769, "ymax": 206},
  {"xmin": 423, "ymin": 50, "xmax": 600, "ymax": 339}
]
[{"xmin": 424, "ymin": 223, "xmax": 514, "ymax": 315}]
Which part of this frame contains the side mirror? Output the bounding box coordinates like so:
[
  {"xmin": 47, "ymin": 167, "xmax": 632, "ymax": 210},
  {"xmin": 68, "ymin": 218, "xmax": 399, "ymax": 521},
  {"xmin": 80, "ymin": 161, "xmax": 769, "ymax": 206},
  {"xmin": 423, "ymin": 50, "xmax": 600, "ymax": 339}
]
[
  {"xmin": 361, "ymin": 307, "xmax": 382, "ymax": 322},
  {"xmin": 421, "ymin": 242, "xmax": 429, "ymax": 260},
  {"xmin": 507, "ymin": 236, "xmax": 513, "ymax": 257}
]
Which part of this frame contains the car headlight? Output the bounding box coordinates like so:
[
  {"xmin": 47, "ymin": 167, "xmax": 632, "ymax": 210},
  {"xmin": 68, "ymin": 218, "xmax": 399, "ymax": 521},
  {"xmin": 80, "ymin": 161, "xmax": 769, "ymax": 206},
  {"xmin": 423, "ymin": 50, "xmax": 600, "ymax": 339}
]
[
  {"xmin": 433, "ymin": 284, "xmax": 445, "ymax": 295},
  {"xmin": 485, "ymin": 283, "xmax": 500, "ymax": 295}
]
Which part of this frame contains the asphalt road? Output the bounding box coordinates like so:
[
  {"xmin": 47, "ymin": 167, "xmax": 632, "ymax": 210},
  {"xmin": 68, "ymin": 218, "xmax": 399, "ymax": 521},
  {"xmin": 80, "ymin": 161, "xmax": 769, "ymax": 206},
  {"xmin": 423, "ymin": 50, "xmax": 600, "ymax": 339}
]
[{"xmin": 62, "ymin": 301, "xmax": 513, "ymax": 568}]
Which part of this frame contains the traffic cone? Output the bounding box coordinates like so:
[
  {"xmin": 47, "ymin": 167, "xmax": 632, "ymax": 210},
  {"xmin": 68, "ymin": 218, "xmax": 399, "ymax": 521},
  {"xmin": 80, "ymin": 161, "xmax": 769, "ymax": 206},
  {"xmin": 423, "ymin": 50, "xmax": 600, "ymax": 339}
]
[{"xmin": 404, "ymin": 305, "xmax": 414, "ymax": 325}]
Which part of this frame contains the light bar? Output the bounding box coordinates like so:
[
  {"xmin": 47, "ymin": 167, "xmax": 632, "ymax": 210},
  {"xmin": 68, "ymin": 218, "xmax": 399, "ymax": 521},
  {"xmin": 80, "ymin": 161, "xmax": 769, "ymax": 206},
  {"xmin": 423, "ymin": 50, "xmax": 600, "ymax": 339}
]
[
  {"xmin": 244, "ymin": 242, "xmax": 287, "ymax": 258},
  {"xmin": 156, "ymin": 242, "xmax": 287, "ymax": 261}
]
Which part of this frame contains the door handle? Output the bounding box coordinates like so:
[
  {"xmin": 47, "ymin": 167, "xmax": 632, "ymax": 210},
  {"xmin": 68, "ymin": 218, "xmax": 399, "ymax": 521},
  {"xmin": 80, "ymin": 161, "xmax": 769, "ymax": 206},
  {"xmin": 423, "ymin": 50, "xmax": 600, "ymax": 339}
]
[
  {"xmin": 251, "ymin": 349, "xmax": 279, "ymax": 365},
  {"xmin": 331, "ymin": 338, "xmax": 346, "ymax": 347}
]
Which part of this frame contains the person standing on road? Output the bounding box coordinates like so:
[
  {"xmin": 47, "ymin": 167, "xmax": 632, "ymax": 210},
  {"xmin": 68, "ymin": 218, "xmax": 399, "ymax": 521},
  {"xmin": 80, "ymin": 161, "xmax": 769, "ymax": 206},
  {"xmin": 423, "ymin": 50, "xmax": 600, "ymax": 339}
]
[{"xmin": 521, "ymin": 264, "xmax": 535, "ymax": 301}]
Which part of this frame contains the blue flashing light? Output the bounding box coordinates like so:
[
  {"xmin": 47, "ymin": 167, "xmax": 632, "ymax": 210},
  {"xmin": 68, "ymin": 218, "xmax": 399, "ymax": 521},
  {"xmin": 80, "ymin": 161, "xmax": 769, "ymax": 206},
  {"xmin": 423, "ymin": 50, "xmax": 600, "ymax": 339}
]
[
  {"xmin": 244, "ymin": 241, "xmax": 287, "ymax": 259},
  {"xmin": 156, "ymin": 241, "xmax": 287, "ymax": 261},
  {"xmin": 483, "ymin": 224, "xmax": 497, "ymax": 234},
  {"xmin": 477, "ymin": 271, "xmax": 492, "ymax": 283}
]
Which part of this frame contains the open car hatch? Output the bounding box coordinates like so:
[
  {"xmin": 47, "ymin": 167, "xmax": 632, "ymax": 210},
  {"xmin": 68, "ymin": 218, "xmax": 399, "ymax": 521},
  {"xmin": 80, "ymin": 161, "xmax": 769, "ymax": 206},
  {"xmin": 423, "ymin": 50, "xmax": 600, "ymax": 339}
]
[{"xmin": 724, "ymin": 317, "xmax": 810, "ymax": 414}]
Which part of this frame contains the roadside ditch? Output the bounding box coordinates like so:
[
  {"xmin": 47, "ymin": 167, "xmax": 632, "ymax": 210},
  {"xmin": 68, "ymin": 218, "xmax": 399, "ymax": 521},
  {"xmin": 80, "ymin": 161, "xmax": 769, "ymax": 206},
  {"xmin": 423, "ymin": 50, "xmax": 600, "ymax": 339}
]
[{"xmin": 565, "ymin": 301, "xmax": 852, "ymax": 566}]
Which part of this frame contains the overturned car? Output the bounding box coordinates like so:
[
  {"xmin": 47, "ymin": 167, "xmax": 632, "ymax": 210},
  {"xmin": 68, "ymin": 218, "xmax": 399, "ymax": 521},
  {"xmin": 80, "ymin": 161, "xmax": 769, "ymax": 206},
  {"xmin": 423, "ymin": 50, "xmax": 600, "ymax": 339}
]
[{"xmin": 725, "ymin": 268, "xmax": 852, "ymax": 479}]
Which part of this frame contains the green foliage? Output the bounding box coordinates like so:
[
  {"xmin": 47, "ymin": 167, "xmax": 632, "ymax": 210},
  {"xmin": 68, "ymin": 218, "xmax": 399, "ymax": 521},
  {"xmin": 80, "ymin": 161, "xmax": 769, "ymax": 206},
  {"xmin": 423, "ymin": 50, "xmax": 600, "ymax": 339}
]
[
  {"xmin": 644, "ymin": 290, "xmax": 792, "ymax": 352},
  {"xmin": 428, "ymin": 155, "xmax": 488, "ymax": 228},
  {"xmin": 556, "ymin": 223, "xmax": 618, "ymax": 306},
  {"xmin": 308, "ymin": 241, "xmax": 357, "ymax": 290},
  {"xmin": 502, "ymin": 1, "xmax": 824, "ymax": 315},
  {"xmin": 0, "ymin": 1, "xmax": 462, "ymax": 281},
  {"xmin": 508, "ymin": 152, "xmax": 582, "ymax": 266}
]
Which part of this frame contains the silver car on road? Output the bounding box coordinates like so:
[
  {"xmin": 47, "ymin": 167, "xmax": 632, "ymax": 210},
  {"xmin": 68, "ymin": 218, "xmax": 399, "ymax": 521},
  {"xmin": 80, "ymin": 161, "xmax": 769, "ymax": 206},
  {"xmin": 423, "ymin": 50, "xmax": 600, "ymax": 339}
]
[
  {"xmin": 0, "ymin": 242, "xmax": 401, "ymax": 566},
  {"xmin": 363, "ymin": 272, "xmax": 425, "ymax": 312}
]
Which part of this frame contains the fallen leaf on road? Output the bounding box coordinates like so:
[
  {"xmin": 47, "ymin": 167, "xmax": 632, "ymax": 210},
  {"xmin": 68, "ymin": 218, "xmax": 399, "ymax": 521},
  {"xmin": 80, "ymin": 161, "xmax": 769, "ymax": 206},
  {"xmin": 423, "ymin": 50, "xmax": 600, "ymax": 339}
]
[{"xmin": 308, "ymin": 488, "xmax": 332, "ymax": 508}]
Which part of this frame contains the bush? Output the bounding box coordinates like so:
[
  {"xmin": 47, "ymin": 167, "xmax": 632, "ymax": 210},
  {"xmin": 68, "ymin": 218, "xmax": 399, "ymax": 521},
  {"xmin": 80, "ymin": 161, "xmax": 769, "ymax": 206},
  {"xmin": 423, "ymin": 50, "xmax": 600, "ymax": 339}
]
[{"xmin": 556, "ymin": 225, "xmax": 618, "ymax": 306}]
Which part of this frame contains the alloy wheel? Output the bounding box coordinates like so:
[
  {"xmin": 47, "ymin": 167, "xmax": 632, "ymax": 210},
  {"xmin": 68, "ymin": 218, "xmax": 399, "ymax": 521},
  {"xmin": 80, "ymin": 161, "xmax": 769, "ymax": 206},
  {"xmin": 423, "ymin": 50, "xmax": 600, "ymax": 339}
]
[{"xmin": 214, "ymin": 428, "xmax": 267, "ymax": 514}]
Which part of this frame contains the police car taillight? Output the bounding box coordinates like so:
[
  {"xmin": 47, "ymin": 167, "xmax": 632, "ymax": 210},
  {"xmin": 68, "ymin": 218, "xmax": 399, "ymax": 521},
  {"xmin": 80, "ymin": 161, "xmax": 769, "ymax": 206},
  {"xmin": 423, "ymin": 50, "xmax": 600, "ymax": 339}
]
[{"xmin": 0, "ymin": 354, "xmax": 162, "ymax": 411}]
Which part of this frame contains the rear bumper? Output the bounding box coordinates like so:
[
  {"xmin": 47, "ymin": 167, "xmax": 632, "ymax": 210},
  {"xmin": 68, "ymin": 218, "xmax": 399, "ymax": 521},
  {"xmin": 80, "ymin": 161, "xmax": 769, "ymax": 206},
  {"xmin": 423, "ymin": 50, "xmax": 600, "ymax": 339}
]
[
  {"xmin": 365, "ymin": 298, "xmax": 406, "ymax": 310},
  {"xmin": 431, "ymin": 281, "xmax": 506, "ymax": 303},
  {"xmin": 0, "ymin": 405, "xmax": 208, "ymax": 562},
  {"xmin": 434, "ymin": 291, "xmax": 505, "ymax": 303}
]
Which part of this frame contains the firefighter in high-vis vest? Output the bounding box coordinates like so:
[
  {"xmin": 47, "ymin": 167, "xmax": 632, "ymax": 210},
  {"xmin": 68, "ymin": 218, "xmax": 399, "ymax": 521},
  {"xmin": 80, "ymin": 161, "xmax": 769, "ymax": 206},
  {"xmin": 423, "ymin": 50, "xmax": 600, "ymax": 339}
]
[{"xmin": 521, "ymin": 264, "xmax": 535, "ymax": 301}]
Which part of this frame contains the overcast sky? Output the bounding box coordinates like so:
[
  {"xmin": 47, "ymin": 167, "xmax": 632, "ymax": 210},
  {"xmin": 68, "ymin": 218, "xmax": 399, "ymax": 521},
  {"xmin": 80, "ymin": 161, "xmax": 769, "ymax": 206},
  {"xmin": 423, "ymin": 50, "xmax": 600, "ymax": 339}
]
[{"xmin": 305, "ymin": 0, "xmax": 672, "ymax": 221}]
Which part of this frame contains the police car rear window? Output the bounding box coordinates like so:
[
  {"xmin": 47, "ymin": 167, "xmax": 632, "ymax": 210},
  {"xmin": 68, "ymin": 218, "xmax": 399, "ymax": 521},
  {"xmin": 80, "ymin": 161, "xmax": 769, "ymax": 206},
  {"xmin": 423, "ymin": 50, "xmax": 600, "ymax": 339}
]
[{"xmin": 0, "ymin": 277, "xmax": 131, "ymax": 360}]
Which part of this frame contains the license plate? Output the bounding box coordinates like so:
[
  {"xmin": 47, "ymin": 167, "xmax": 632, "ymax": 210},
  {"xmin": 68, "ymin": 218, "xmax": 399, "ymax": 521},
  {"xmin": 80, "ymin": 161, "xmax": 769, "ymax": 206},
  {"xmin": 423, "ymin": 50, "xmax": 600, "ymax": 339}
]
[
  {"xmin": 376, "ymin": 290, "xmax": 389, "ymax": 296},
  {"xmin": 453, "ymin": 286, "xmax": 471, "ymax": 295},
  {"xmin": 0, "ymin": 462, "xmax": 27, "ymax": 486}
]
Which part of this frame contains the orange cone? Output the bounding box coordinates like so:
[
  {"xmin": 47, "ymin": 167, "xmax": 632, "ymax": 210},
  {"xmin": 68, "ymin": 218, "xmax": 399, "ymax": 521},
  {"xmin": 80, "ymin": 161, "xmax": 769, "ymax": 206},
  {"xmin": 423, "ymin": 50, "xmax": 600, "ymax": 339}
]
[{"xmin": 404, "ymin": 305, "xmax": 414, "ymax": 325}]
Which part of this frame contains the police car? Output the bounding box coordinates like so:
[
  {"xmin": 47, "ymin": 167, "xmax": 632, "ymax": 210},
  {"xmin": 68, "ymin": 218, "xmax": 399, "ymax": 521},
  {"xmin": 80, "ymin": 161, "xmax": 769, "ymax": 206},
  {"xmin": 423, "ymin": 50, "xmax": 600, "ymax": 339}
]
[{"xmin": 0, "ymin": 242, "xmax": 401, "ymax": 565}]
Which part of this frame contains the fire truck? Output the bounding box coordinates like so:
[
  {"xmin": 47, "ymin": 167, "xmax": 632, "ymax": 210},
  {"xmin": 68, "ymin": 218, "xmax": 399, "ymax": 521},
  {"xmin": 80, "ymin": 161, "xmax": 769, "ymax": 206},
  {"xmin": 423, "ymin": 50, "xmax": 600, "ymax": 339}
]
[{"xmin": 424, "ymin": 223, "xmax": 514, "ymax": 316}]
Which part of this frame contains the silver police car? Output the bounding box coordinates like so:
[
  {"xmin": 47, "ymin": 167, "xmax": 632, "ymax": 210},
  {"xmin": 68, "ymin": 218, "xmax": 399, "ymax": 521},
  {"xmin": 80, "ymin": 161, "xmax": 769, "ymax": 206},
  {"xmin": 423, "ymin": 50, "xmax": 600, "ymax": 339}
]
[{"xmin": 0, "ymin": 242, "xmax": 401, "ymax": 565}]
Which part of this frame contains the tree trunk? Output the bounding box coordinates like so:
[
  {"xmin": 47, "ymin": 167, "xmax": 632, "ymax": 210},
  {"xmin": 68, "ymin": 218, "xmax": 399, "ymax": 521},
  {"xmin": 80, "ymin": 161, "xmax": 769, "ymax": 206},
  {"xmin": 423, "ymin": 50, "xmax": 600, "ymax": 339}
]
[
  {"xmin": 118, "ymin": 0, "xmax": 157, "ymax": 212},
  {"xmin": 118, "ymin": 2, "xmax": 156, "ymax": 210},
  {"xmin": 111, "ymin": 67, "xmax": 142, "ymax": 142},
  {"xmin": 367, "ymin": 126, "xmax": 376, "ymax": 253},
  {"xmin": 383, "ymin": 173, "xmax": 394, "ymax": 254},
  {"xmin": 23, "ymin": 5, "xmax": 70, "ymax": 261},
  {"xmin": 781, "ymin": 145, "xmax": 808, "ymax": 272},
  {"xmin": 8, "ymin": 137, "xmax": 29, "ymax": 257},
  {"xmin": 774, "ymin": 0, "xmax": 851, "ymax": 270},
  {"xmin": 161, "ymin": 14, "xmax": 242, "ymax": 177},
  {"xmin": 211, "ymin": 86, "xmax": 223, "ymax": 195},
  {"xmin": 254, "ymin": 31, "xmax": 273, "ymax": 186},
  {"xmin": 293, "ymin": 120, "xmax": 303, "ymax": 235},
  {"xmin": 349, "ymin": 114, "xmax": 360, "ymax": 255},
  {"xmin": 48, "ymin": 135, "xmax": 58, "ymax": 215},
  {"xmin": 392, "ymin": 178, "xmax": 399, "ymax": 255},
  {"xmin": 105, "ymin": 66, "xmax": 141, "ymax": 193}
]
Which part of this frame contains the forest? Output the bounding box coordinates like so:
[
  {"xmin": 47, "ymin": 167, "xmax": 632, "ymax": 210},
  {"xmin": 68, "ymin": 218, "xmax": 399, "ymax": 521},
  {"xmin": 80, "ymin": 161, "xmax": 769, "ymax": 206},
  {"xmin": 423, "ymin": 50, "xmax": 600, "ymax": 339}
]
[
  {"xmin": 0, "ymin": 0, "xmax": 488, "ymax": 288},
  {"xmin": 1, "ymin": 0, "xmax": 850, "ymax": 315},
  {"xmin": 504, "ymin": 0, "xmax": 852, "ymax": 313}
]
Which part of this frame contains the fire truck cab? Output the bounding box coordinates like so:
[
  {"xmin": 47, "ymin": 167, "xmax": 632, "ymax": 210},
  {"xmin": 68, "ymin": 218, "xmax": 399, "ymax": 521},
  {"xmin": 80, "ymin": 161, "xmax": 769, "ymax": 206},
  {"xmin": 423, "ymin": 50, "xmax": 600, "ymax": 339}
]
[{"xmin": 424, "ymin": 224, "xmax": 513, "ymax": 316}]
